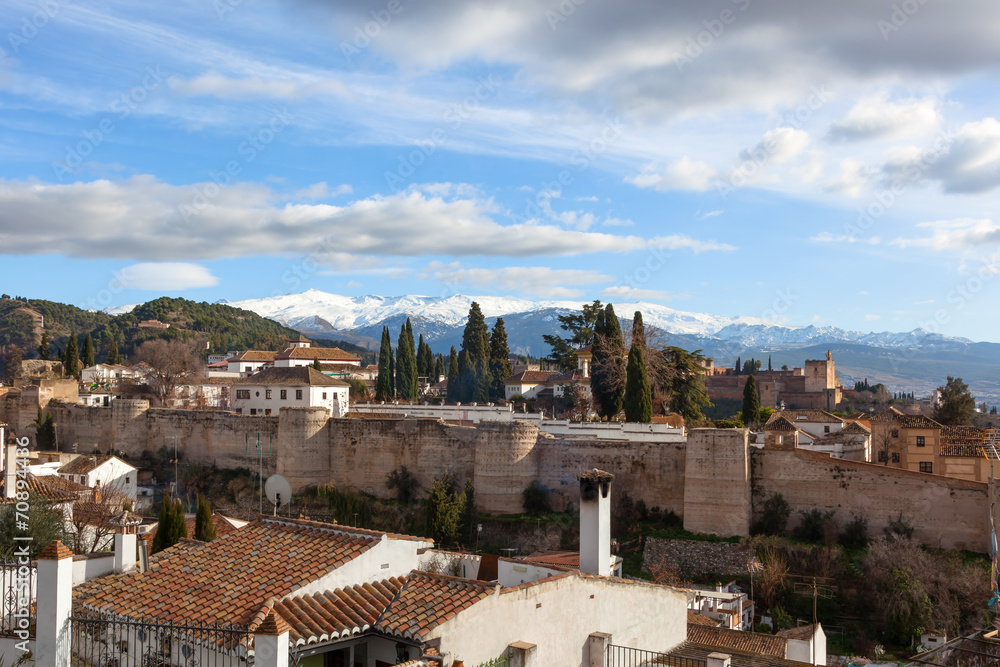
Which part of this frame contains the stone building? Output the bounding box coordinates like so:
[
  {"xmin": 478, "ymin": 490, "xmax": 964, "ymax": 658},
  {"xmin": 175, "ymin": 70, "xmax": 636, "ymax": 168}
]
[{"xmin": 704, "ymin": 351, "xmax": 843, "ymax": 410}]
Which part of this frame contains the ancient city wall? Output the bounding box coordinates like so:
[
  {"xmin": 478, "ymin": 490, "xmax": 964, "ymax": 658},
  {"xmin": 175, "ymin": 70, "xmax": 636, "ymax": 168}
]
[{"xmin": 751, "ymin": 448, "xmax": 989, "ymax": 551}]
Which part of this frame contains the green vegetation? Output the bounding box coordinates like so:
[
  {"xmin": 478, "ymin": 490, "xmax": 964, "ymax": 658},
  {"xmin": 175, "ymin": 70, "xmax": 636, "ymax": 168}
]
[
  {"xmin": 375, "ymin": 326, "xmax": 393, "ymax": 401},
  {"xmin": 591, "ymin": 304, "xmax": 626, "ymax": 419},
  {"xmin": 934, "ymin": 376, "xmax": 976, "ymax": 426},
  {"xmin": 488, "ymin": 318, "xmax": 513, "ymax": 402},
  {"xmin": 0, "ymin": 499, "xmax": 68, "ymax": 558},
  {"xmin": 446, "ymin": 346, "xmax": 460, "ymax": 402},
  {"xmin": 624, "ymin": 344, "xmax": 652, "ymax": 422},
  {"xmin": 522, "ymin": 480, "xmax": 553, "ymax": 515},
  {"xmin": 425, "ymin": 475, "xmax": 467, "ymax": 546},
  {"xmin": 395, "ymin": 319, "xmax": 418, "ymax": 401},
  {"xmin": 194, "ymin": 495, "xmax": 217, "ymax": 542},
  {"xmin": 543, "ymin": 299, "xmax": 604, "ymax": 371},
  {"xmin": 151, "ymin": 493, "xmax": 187, "ymax": 554},
  {"xmin": 741, "ymin": 374, "xmax": 760, "ymax": 427},
  {"xmin": 457, "ymin": 302, "xmax": 490, "ymax": 403}
]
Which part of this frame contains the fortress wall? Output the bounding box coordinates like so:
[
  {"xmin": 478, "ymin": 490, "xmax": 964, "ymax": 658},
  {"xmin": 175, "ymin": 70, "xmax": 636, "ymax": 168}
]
[
  {"xmin": 535, "ymin": 436, "xmax": 687, "ymax": 515},
  {"xmin": 139, "ymin": 408, "xmax": 278, "ymax": 472},
  {"xmin": 683, "ymin": 429, "xmax": 752, "ymax": 537},
  {"xmin": 50, "ymin": 401, "xmax": 116, "ymax": 448},
  {"xmin": 752, "ymin": 448, "xmax": 989, "ymax": 551}
]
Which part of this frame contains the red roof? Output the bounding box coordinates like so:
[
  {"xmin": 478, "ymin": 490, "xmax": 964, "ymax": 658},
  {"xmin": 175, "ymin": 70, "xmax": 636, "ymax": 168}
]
[{"xmin": 276, "ymin": 347, "xmax": 361, "ymax": 362}]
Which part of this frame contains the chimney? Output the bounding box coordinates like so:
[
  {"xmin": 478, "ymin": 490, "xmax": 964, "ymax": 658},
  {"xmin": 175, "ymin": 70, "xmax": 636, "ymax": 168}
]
[
  {"xmin": 578, "ymin": 469, "xmax": 614, "ymax": 576},
  {"xmin": 93, "ymin": 479, "xmax": 102, "ymax": 504},
  {"xmin": 3, "ymin": 425, "xmax": 17, "ymax": 500},
  {"xmin": 707, "ymin": 653, "xmax": 731, "ymax": 667}
]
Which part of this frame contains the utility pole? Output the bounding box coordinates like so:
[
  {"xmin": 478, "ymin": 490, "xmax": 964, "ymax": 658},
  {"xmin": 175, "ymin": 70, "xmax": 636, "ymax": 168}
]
[{"xmin": 166, "ymin": 435, "xmax": 182, "ymax": 499}]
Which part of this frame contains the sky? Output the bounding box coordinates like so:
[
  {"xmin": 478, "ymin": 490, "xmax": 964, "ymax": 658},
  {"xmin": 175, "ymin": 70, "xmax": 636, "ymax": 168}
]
[{"xmin": 1, "ymin": 0, "xmax": 1000, "ymax": 340}]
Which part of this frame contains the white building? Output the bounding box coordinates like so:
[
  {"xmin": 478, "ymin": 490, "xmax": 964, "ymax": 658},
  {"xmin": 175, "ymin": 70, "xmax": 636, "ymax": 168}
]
[
  {"xmin": 58, "ymin": 454, "xmax": 138, "ymax": 501},
  {"xmin": 226, "ymin": 350, "xmax": 277, "ymax": 375},
  {"xmin": 232, "ymin": 366, "xmax": 350, "ymax": 417},
  {"xmin": 80, "ymin": 363, "xmax": 139, "ymax": 385}
]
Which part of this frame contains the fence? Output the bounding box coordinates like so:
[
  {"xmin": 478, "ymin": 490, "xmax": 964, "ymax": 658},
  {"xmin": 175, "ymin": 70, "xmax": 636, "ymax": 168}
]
[
  {"xmin": 71, "ymin": 609, "xmax": 252, "ymax": 667},
  {"xmin": 1, "ymin": 558, "xmax": 36, "ymax": 638},
  {"xmin": 606, "ymin": 644, "xmax": 707, "ymax": 667}
]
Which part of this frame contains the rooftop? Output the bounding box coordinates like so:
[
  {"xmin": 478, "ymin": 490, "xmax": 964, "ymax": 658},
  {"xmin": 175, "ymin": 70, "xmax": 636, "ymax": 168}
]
[
  {"xmin": 0, "ymin": 471, "xmax": 78, "ymax": 504},
  {"xmin": 686, "ymin": 625, "xmax": 787, "ymax": 657},
  {"xmin": 276, "ymin": 347, "xmax": 361, "ymax": 362},
  {"xmin": 241, "ymin": 366, "xmax": 350, "ymax": 387}
]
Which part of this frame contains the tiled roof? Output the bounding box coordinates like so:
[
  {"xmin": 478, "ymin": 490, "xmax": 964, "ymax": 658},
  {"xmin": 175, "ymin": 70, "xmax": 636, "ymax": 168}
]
[
  {"xmin": 230, "ymin": 350, "xmax": 277, "ymax": 363},
  {"xmin": 243, "ymin": 367, "xmax": 350, "ymax": 387},
  {"xmin": 523, "ymin": 551, "xmax": 580, "ymax": 569},
  {"xmin": 671, "ymin": 641, "xmax": 810, "ymax": 667},
  {"xmin": 687, "ymin": 612, "xmax": 721, "ymax": 627},
  {"xmin": 941, "ymin": 425, "xmax": 984, "ymax": 446},
  {"xmin": 377, "ymin": 571, "xmax": 495, "ymax": 641},
  {"xmin": 543, "ymin": 370, "xmax": 588, "ymax": 385},
  {"xmin": 776, "ymin": 623, "xmax": 818, "ymax": 640},
  {"xmin": 768, "ymin": 410, "xmax": 842, "ymax": 424},
  {"xmin": 59, "ymin": 455, "xmax": 114, "ymax": 475},
  {"xmin": 38, "ymin": 540, "xmax": 75, "ymax": 560},
  {"xmin": 1, "ymin": 471, "xmax": 79, "ymax": 505},
  {"xmin": 764, "ymin": 416, "xmax": 798, "ymax": 432},
  {"xmin": 74, "ymin": 517, "xmax": 383, "ymax": 626},
  {"xmin": 840, "ymin": 421, "xmax": 870, "ymax": 435},
  {"xmin": 686, "ymin": 625, "xmax": 787, "ymax": 657},
  {"xmin": 277, "ymin": 347, "xmax": 361, "ymax": 362},
  {"xmin": 274, "ymin": 577, "xmax": 405, "ymax": 646},
  {"xmin": 504, "ymin": 370, "xmax": 561, "ymax": 384},
  {"xmin": 36, "ymin": 474, "xmax": 92, "ymax": 494},
  {"xmin": 871, "ymin": 407, "xmax": 941, "ymax": 429}
]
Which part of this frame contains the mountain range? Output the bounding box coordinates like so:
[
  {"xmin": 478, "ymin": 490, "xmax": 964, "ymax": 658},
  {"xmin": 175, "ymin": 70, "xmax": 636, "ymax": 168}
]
[{"xmin": 217, "ymin": 290, "xmax": 1000, "ymax": 404}]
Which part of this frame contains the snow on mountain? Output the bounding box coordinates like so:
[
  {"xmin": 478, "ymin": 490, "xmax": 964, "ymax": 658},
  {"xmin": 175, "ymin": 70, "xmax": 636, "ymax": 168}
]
[{"xmin": 102, "ymin": 303, "xmax": 138, "ymax": 315}]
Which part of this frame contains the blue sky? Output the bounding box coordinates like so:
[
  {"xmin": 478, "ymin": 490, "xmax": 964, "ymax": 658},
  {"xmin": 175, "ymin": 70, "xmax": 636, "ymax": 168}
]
[{"xmin": 1, "ymin": 0, "xmax": 1000, "ymax": 340}]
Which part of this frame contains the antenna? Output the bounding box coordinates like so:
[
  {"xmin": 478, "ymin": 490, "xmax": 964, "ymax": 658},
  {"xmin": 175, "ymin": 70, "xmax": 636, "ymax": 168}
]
[{"xmin": 264, "ymin": 475, "xmax": 292, "ymax": 516}]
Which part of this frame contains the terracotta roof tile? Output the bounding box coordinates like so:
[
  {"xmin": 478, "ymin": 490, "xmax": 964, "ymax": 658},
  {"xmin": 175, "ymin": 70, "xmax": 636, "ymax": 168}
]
[
  {"xmin": 376, "ymin": 571, "xmax": 494, "ymax": 641},
  {"xmin": 277, "ymin": 347, "xmax": 361, "ymax": 362},
  {"xmin": 871, "ymin": 407, "xmax": 941, "ymax": 429},
  {"xmin": 840, "ymin": 421, "xmax": 870, "ymax": 435},
  {"xmin": 523, "ymin": 551, "xmax": 580, "ymax": 569},
  {"xmin": 35, "ymin": 474, "xmax": 91, "ymax": 494},
  {"xmin": 255, "ymin": 609, "xmax": 292, "ymax": 636},
  {"xmin": 230, "ymin": 351, "xmax": 277, "ymax": 363},
  {"xmin": 38, "ymin": 540, "xmax": 74, "ymax": 560},
  {"xmin": 275, "ymin": 577, "xmax": 405, "ymax": 646},
  {"xmin": 672, "ymin": 641, "xmax": 809, "ymax": 667},
  {"xmin": 764, "ymin": 416, "xmax": 798, "ymax": 432},
  {"xmin": 688, "ymin": 612, "xmax": 721, "ymax": 627},
  {"xmin": 242, "ymin": 367, "xmax": 349, "ymax": 387},
  {"xmin": 776, "ymin": 623, "xmax": 818, "ymax": 640},
  {"xmin": 0, "ymin": 471, "xmax": 79, "ymax": 505},
  {"xmin": 59, "ymin": 455, "xmax": 115, "ymax": 475},
  {"xmin": 769, "ymin": 410, "xmax": 842, "ymax": 424},
  {"xmin": 687, "ymin": 625, "xmax": 787, "ymax": 657},
  {"xmin": 504, "ymin": 370, "xmax": 561, "ymax": 384}
]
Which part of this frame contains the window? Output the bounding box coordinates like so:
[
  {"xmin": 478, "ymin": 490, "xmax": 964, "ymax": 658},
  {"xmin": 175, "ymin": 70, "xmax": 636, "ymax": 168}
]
[
  {"xmin": 236, "ymin": 390, "xmax": 250, "ymax": 400},
  {"xmin": 265, "ymin": 409, "xmax": 272, "ymax": 416},
  {"xmin": 280, "ymin": 389, "xmax": 287, "ymax": 400},
  {"xmin": 323, "ymin": 392, "xmax": 328, "ymax": 400},
  {"xmin": 919, "ymin": 462, "xmax": 933, "ymax": 473},
  {"xmin": 250, "ymin": 408, "xmax": 257, "ymax": 415},
  {"xmin": 296, "ymin": 389, "xmax": 303, "ymax": 400},
  {"xmin": 891, "ymin": 429, "xmax": 899, "ymax": 438},
  {"xmin": 877, "ymin": 451, "xmax": 887, "ymax": 462},
  {"xmin": 265, "ymin": 389, "xmax": 272, "ymax": 400},
  {"xmin": 916, "ymin": 436, "xmax": 925, "ymax": 447},
  {"xmin": 824, "ymin": 425, "xmax": 830, "ymax": 433},
  {"xmin": 891, "ymin": 452, "xmax": 900, "ymax": 463}
]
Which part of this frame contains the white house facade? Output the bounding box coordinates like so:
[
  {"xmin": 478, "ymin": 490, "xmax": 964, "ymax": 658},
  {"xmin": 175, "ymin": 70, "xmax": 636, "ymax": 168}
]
[{"xmin": 232, "ymin": 367, "xmax": 350, "ymax": 417}]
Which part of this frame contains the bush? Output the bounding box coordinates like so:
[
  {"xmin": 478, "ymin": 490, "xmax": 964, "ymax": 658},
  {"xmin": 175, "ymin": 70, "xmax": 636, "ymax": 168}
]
[
  {"xmin": 754, "ymin": 493, "xmax": 790, "ymax": 536},
  {"xmin": 772, "ymin": 606, "xmax": 794, "ymax": 630},
  {"xmin": 793, "ymin": 509, "xmax": 837, "ymax": 544},
  {"xmin": 522, "ymin": 480, "xmax": 553, "ymax": 515},
  {"xmin": 884, "ymin": 512, "xmax": 914, "ymax": 540},
  {"xmin": 385, "ymin": 465, "xmax": 420, "ymax": 505},
  {"xmin": 840, "ymin": 513, "xmax": 869, "ymax": 549},
  {"xmin": 714, "ymin": 419, "xmax": 744, "ymax": 429}
]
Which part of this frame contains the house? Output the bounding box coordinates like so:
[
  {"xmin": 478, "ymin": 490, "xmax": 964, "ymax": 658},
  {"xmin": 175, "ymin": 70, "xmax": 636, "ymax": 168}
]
[
  {"xmin": 58, "ymin": 454, "xmax": 138, "ymax": 501},
  {"xmin": 226, "ymin": 350, "xmax": 278, "ymax": 375},
  {"xmin": 870, "ymin": 407, "xmax": 942, "ymax": 473},
  {"xmin": 231, "ymin": 367, "xmax": 350, "ymax": 417},
  {"xmin": 687, "ymin": 581, "xmax": 754, "ymax": 630},
  {"xmin": 77, "ymin": 388, "xmax": 114, "ymax": 407},
  {"xmin": 763, "ymin": 411, "xmax": 871, "ymax": 461},
  {"xmin": 685, "ymin": 622, "xmax": 826, "ymax": 666},
  {"xmin": 80, "ymin": 363, "xmax": 138, "ymax": 385},
  {"xmin": 503, "ymin": 370, "xmax": 561, "ymax": 400},
  {"xmin": 137, "ymin": 319, "xmax": 170, "ymax": 330},
  {"xmin": 776, "ymin": 623, "xmax": 826, "ymax": 665},
  {"xmin": 273, "ymin": 336, "xmax": 362, "ymax": 368}
]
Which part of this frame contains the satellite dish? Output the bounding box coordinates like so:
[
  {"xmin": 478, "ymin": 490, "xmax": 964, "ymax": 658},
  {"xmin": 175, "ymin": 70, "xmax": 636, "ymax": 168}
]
[{"xmin": 264, "ymin": 474, "xmax": 293, "ymax": 515}]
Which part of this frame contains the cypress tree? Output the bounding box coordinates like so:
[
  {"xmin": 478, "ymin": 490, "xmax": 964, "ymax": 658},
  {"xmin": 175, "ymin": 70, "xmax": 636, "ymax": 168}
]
[
  {"xmin": 742, "ymin": 375, "xmax": 761, "ymax": 427},
  {"xmin": 194, "ymin": 495, "xmax": 217, "ymax": 541},
  {"xmin": 312, "ymin": 357, "xmax": 322, "ymax": 371},
  {"xmin": 623, "ymin": 344, "xmax": 652, "ymax": 423},
  {"xmin": 734, "ymin": 356, "xmax": 741, "ymax": 375},
  {"xmin": 38, "ymin": 332, "xmax": 50, "ymax": 361},
  {"xmin": 434, "ymin": 354, "xmax": 445, "ymax": 381},
  {"xmin": 375, "ymin": 326, "xmax": 393, "ymax": 401},
  {"xmin": 446, "ymin": 346, "xmax": 460, "ymax": 402},
  {"xmin": 591, "ymin": 304, "xmax": 626, "ymax": 419},
  {"xmin": 459, "ymin": 303, "xmax": 489, "ymax": 403},
  {"xmin": 152, "ymin": 494, "xmax": 187, "ymax": 554},
  {"xmin": 64, "ymin": 332, "xmax": 79, "ymax": 379},
  {"xmin": 487, "ymin": 318, "xmax": 512, "ymax": 402},
  {"xmin": 767, "ymin": 355, "xmax": 772, "ymax": 371},
  {"xmin": 631, "ymin": 311, "xmax": 646, "ymax": 352},
  {"xmin": 107, "ymin": 338, "xmax": 121, "ymax": 365},
  {"xmin": 81, "ymin": 333, "xmax": 95, "ymax": 368},
  {"xmin": 396, "ymin": 319, "xmax": 418, "ymax": 401}
]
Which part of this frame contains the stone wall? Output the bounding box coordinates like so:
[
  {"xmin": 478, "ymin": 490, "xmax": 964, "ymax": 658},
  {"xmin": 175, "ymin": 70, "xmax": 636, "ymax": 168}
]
[
  {"xmin": 642, "ymin": 537, "xmax": 751, "ymax": 577},
  {"xmin": 683, "ymin": 429, "xmax": 752, "ymax": 537}
]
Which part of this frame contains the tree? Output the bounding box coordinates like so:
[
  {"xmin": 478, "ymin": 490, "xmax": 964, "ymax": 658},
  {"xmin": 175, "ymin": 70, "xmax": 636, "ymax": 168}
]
[
  {"xmin": 375, "ymin": 326, "xmax": 393, "ymax": 401},
  {"xmin": 767, "ymin": 355, "xmax": 772, "ymax": 371},
  {"xmin": 312, "ymin": 357, "xmax": 322, "ymax": 371},
  {"xmin": 433, "ymin": 354, "xmax": 445, "ymax": 381},
  {"xmin": 630, "ymin": 311, "xmax": 646, "ymax": 352},
  {"xmin": 446, "ymin": 346, "xmax": 460, "ymax": 402},
  {"xmin": 64, "ymin": 332, "xmax": 79, "ymax": 379},
  {"xmin": 0, "ymin": 499, "xmax": 68, "ymax": 558},
  {"xmin": 933, "ymin": 376, "xmax": 975, "ymax": 426},
  {"xmin": 459, "ymin": 303, "xmax": 489, "ymax": 403},
  {"xmin": 38, "ymin": 332, "xmax": 51, "ymax": 361},
  {"xmin": 741, "ymin": 375, "xmax": 761, "ymax": 427},
  {"xmin": 487, "ymin": 318, "xmax": 512, "ymax": 402},
  {"xmin": 417, "ymin": 334, "xmax": 434, "ymax": 381},
  {"xmin": 661, "ymin": 347, "xmax": 712, "ymax": 424},
  {"xmin": 34, "ymin": 409, "xmax": 55, "ymax": 449},
  {"xmin": 542, "ymin": 300, "xmax": 604, "ymax": 371},
  {"xmin": 624, "ymin": 343, "xmax": 652, "ymax": 422},
  {"xmin": 425, "ymin": 475, "xmax": 466, "ymax": 546},
  {"xmin": 591, "ymin": 304, "xmax": 626, "ymax": 419},
  {"xmin": 395, "ymin": 319, "xmax": 418, "ymax": 401},
  {"xmin": 754, "ymin": 493, "xmax": 790, "ymax": 535},
  {"xmin": 151, "ymin": 493, "xmax": 188, "ymax": 554},
  {"xmin": 385, "ymin": 465, "xmax": 420, "ymax": 505},
  {"xmin": 734, "ymin": 356, "xmax": 741, "ymax": 375},
  {"xmin": 106, "ymin": 338, "xmax": 122, "ymax": 365},
  {"xmin": 459, "ymin": 479, "xmax": 476, "ymax": 546},
  {"xmin": 132, "ymin": 339, "xmax": 203, "ymax": 406},
  {"xmin": 81, "ymin": 332, "xmax": 96, "ymax": 368},
  {"xmin": 873, "ymin": 426, "xmax": 901, "ymax": 466},
  {"xmin": 194, "ymin": 495, "xmax": 217, "ymax": 541},
  {"xmin": 4, "ymin": 345, "xmax": 22, "ymax": 384}
]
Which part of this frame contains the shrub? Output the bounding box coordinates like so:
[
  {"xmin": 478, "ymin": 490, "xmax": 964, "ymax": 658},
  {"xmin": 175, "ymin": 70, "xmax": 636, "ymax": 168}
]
[
  {"xmin": 754, "ymin": 493, "xmax": 790, "ymax": 536},
  {"xmin": 840, "ymin": 513, "xmax": 869, "ymax": 549},
  {"xmin": 522, "ymin": 480, "xmax": 553, "ymax": 515},
  {"xmin": 884, "ymin": 512, "xmax": 914, "ymax": 540},
  {"xmin": 793, "ymin": 509, "xmax": 837, "ymax": 544},
  {"xmin": 385, "ymin": 465, "xmax": 420, "ymax": 505}
]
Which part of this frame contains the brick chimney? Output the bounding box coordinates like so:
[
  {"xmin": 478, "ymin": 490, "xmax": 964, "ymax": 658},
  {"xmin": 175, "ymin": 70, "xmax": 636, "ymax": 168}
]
[{"xmin": 579, "ymin": 469, "xmax": 613, "ymax": 576}]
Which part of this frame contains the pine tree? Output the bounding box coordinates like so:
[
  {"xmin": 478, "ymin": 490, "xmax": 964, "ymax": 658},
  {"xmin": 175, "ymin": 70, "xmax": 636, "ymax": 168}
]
[
  {"xmin": 446, "ymin": 347, "xmax": 460, "ymax": 402},
  {"xmin": 107, "ymin": 338, "xmax": 122, "ymax": 365},
  {"xmin": 81, "ymin": 333, "xmax": 95, "ymax": 368},
  {"xmin": 623, "ymin": 344, "xmax": 652, "ymax": 423},
  {"xmin": 433, "ymin": 354, "xmax": 445, "ymax": 382},
  {"xmin": 194, "ymin": 495, "xmax": 217, "ymax": 542},
  {"xmin": 591, "ymin": 304, "xmax": 626, "ymax": 419},
  {"xmin": 742, "ymin": 375, "xmax": 761, "ymax": 427},
  {"xmin": 395, "ymin": 319, "xmax": 418, "ymax": 401},
  {"xmin": 487, "ymin": 318, "xmax": 512, "ymax": 402},
  {"xmin": 375, "ymin": 326, "xmax": 393, "ymax": 401},
  {"xmin": 459, "ymin": 303, "xmax": 489, "ymax": 403},
  {"xmin": 38, "ymin": 332, "xmax": 50, "ymax": 361},
  {"xmin": 64, "ymin": 333, "xmax": 79, "ymax": 379}
]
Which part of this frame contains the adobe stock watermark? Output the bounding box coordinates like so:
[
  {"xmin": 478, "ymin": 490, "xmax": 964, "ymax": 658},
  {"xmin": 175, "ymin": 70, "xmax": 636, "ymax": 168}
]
[
  {"xmin": 877, "ymin": 0, "xmax": 930, "ymax": 40},
  {"xmin": 717, "ymin": 84, "xmax": 832, "ymax": 200},
  {"xmin": 384, "ymin": 75, "xmax": 501, "ymax": 190},
  {"xmin": 213, "ymin": 0, "xmax": 244, "ymax": 20},
  {"xmin": 673, "ymin": 0, "xmax": 751, "ymax": 72},
  {"xmin": 10, "ymin": 436, "xmax": 33, "ymax": 653},
  {"xmin": 546, "ymin": 0, "xmax": 586, "ymax": 30},
  {"xmin": 178, "ymin": 108, "xmax": 294, "ymax": 224},
  {"xmin": 52, "ymin": 65, "xmax": 167, "ymax": 181},
  {"xmin": 509, "ymin": 116, "xmax": 624, "ymax": 223},
  {"xmin": 7, "ymin": 0, "xmax": 71, "ymax": 53},
  {"xmin": 340, "ymin": 0, "xmax": 415, "ymax": 61}
]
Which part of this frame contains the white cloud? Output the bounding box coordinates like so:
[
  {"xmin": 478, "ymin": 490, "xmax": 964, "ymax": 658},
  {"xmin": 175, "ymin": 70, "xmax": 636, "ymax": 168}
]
[
  {"xmin": 865, "ymin": 314, "xmax": 881, "ymax": 321},
  {"xmin": 824, "ymin": 159, "xmax": 870, "ymax": 197},
  {"xmin": 810, "ymin": 232, "xmax": 880, "ymax": 245},
  {"xmin": 626, "ymin": 157, "xmax": 716, "ymax": 192},
  {"xmin": 347, "ymin": 280, "xmax": 363, "ymax": 288},
  {"xmin": 858, "ymin": 290, "xmax": 869, "ymax": 295},
  {"xmin": 117, "ymin": 263, "xmax": 219, "ymax": 290},
  {"xmin": 420, "ymin": 261, "xmax": 611, "ymax": 299},
  {"xmin": 576, "ymin": 195, "xmax": 599, "ymax": 202},
  {"xmin": 739, "ymin": 127, "xmax": 811, "ymax": 165},
  {"xmin": 827, "ymin": 95, "xmax": 940, "ymax": 142},
  {"xmin": 701, "ymin": 210, "xmax": 723, "ymax": 219},
  {"xmin": 649, "ymin": 235, "xmax": 736, "ymax": 253},
  {"xmin": 168, "ymin": 72, "xmax": 350, "ymax": 99},
  {"xmin": 291, "ymin": 182, "xmax": 353, "ymax": 200},
  {"xmin": 891, "ymin": 218, "xmax": 1000, "ymax": 249}
]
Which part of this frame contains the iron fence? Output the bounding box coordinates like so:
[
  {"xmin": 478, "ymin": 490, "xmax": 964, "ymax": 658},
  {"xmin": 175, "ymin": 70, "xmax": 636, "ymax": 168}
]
[
  {"xmin": 1, "ymin": 558, "xmax": 36, "ymax": 638},
  {"xmin": 606, "ymin": 644, "xmax": 708, "ymax": 667},
  {"xmin": 71, "ymin": 609, "xmax": 252, "ymax": 667}
]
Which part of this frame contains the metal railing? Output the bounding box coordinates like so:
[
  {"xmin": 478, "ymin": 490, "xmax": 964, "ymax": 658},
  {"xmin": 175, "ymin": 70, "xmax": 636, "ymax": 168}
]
[
  {"xmin": 606, "ymin": 644, "xmax": 707, "ymax": 667},
  {"xmin": 71, "ymin": 609, "xmax": 252, "ymax": 667},
  {"xmin": 1, "ymin": 558, "xmax": 36, "ymax": 638}
]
